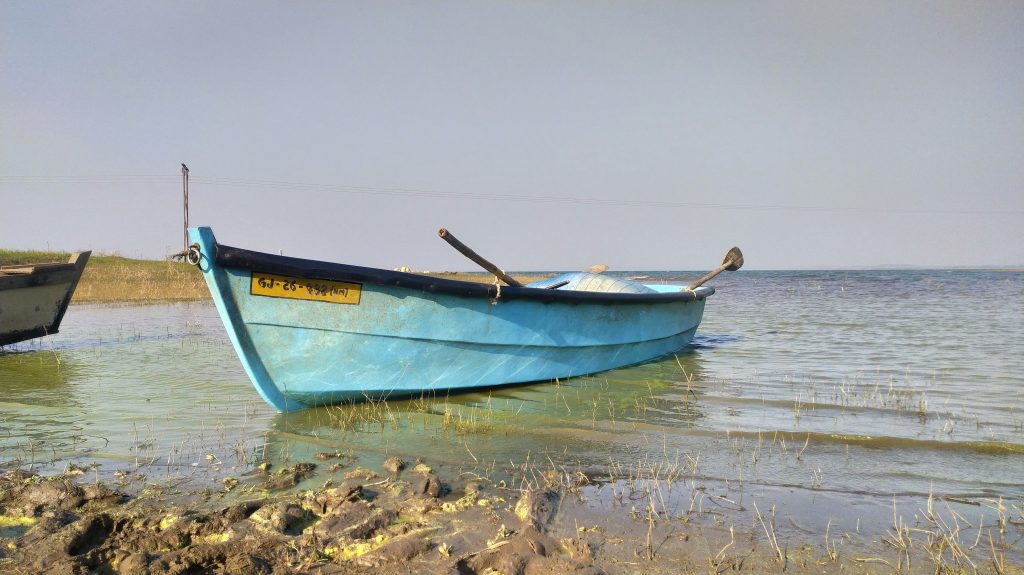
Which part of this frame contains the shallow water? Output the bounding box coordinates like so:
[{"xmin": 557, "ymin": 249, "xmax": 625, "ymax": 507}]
[{"xmin": 1, "ymin": 270, "xmax": 1022, "ymax": 546}]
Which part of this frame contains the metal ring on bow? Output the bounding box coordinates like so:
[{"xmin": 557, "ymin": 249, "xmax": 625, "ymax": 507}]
[{"xmin": 186, "ymin": 243, "xmax": 201, "ymax": 266}]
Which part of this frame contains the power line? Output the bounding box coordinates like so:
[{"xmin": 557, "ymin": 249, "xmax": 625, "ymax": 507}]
[
  {"xmin": 0, "ymin": 175, "xmax": 178, "ymax": 182},
  {"xmin": 1, "ymin": 173, "xmax": 1020, "ymax": 216}
]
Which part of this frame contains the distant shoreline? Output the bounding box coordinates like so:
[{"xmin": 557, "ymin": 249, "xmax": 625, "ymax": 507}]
[
  {"xmin": 3, "ymin": 250, "xmax": 1019, "ymax": 303},
  {"xmin": 0, "ymin": 250, "xmax": 555, "ymax": 303}
]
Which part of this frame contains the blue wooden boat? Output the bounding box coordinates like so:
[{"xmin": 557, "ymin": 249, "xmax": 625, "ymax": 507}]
[{"xmin": 187, "ymin": 227, "xmax": 730, "ymax": 412}]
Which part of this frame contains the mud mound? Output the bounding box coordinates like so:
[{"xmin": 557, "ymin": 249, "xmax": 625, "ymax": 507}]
[{"xmin": 0, "ymin": 466, "xmax": 607, "ymax": 575}]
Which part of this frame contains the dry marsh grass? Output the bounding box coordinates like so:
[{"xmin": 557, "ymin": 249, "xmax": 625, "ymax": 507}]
[
  {"xmin": 74, "ymin": 255, "xmax": 208, "ymax": 303},
  {"xmin": 1, "ymin": 249, "xmax": 207, "ymax": 303}
]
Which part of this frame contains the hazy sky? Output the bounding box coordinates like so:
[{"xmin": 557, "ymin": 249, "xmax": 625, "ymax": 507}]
[{"xmin": 2, "ymin": 1, "xmax": 1022, "ymax": 270}]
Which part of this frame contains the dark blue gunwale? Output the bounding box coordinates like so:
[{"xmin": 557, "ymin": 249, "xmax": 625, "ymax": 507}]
[{"xmin": 214, "ymin": 244, "xmax": 711, "ymax": 305}]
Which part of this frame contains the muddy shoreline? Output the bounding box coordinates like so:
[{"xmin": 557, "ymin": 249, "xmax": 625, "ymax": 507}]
[
  {"xmin": 3, "ymin": 458, "xmax": 1020, "ymax": 575},
  {"xmin": 0, "ymin": 462, "xmax": 638, "ymax": 574}
]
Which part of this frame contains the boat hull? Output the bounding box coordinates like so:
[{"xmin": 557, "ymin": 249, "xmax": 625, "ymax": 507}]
[
  {"xmin": 0, "ymin": 252, "xmax": 90, "ymax": 346},
  {"xmin": 189, "ymin": 228, "xmax": 712, "ymax": 411}
]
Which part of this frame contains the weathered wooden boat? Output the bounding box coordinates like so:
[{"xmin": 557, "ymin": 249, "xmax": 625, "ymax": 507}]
[
  {"xmin": 187, "ymin": 227, "xmax": 740, "ymax": 412},
  {"xmin": 0, "ymin": 252, "xmax": 91, "ymax": 346}
]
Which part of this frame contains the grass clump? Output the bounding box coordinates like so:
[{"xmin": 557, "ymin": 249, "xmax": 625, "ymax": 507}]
[{"xmin": 0, "ymin": 249, "xmax": 73, "ymax": 267}]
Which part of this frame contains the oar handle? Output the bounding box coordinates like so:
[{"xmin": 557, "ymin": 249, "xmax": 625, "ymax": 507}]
[
  {"xmin": 686, "ymin": 264, "xmax": 729, "ymax": 291},
  {"xmin": 438, "ymin": 228, "xmax": 523, "ymax": 287},
  {"xmin": 686, "ymin": 247, "xmax": 743, "ymax": 290}
]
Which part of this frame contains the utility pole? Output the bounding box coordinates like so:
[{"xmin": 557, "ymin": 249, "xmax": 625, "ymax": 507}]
[{"xmin": 181, "ymin": 163, "xmax": 190, "ymax": 250}]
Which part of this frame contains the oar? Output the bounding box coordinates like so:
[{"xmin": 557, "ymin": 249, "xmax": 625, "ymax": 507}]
[
  {"xmin": 438, "ymin": 228, "xmax": 524, "ymax": 287},
  {"xmin": 686, "ymin": 247, "xmax": 744, "ymax": 290}
]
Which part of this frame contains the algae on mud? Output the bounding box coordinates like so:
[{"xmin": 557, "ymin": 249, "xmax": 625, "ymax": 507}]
[{"xmin": 0, "ymin": 463, "xmax": 616, "ymax": 575}]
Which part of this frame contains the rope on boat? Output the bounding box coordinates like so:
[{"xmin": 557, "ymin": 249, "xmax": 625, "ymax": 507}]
[{"xmin": 491, "ymin": 276, "xmax": 502, "ymax": 304}]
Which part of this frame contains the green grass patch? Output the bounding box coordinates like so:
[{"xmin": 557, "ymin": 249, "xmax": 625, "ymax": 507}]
[{"xmin": 0, "ymin": 249, "xmax": 73, "ymax": 267}]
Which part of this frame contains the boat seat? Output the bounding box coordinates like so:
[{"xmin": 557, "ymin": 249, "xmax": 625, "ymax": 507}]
[{"xmin": 526, "ymin": 272, "xmax": 658, "ymax": 294}]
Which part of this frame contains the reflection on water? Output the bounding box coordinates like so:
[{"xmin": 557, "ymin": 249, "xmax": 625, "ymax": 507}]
[
  {"xmin": 0, "ymin": 270, "xmax": 1022, "ymax": 541},
  {"xmin": 265, "ymin": 357, "xmax": 711, "ymax": 475},
  {"xmin": 0, "ymin": 349, "xmax": 76, "ymax": 396},
  {"xmin": 0, "ymin": 351, "xmax": 85, "ymax": 466},
  {"xmin": 1, "ymin": 303, "xmax": 270, "ymax": 475}
]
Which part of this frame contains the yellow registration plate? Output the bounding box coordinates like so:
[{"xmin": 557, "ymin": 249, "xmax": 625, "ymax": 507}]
[{"xmin": 250, "ymin": 272, "xmax": 361, "ymax": 305}]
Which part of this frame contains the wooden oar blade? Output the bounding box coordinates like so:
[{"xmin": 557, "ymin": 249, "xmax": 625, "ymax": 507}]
[
  {"xmin": 722, "ymin": 247, "xmax": 744, "ymax": 271},
  {"xmin": 686, "ymin": 246, "xmax": 744, "ymax": 290},
  {"xmin": 585, "ymin": 264, "xmax": 609, "ymax": 274}
]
